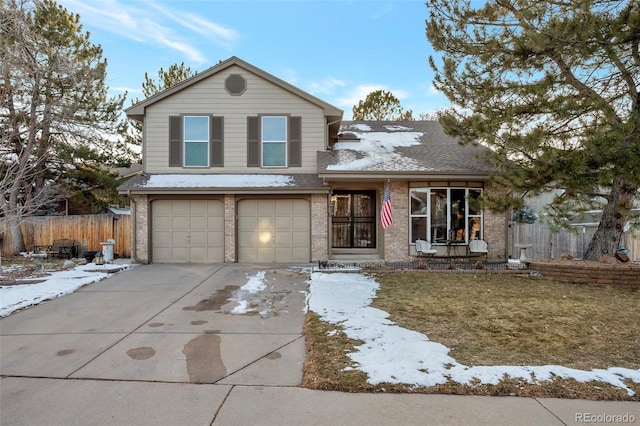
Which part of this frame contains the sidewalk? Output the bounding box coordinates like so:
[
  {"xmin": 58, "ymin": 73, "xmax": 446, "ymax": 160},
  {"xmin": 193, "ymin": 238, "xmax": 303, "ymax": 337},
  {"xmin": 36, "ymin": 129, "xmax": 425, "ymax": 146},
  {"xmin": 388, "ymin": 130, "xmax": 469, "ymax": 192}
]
[{"xmin": 1, "ymin": 263, "xmax": 637, "ymax": 425}]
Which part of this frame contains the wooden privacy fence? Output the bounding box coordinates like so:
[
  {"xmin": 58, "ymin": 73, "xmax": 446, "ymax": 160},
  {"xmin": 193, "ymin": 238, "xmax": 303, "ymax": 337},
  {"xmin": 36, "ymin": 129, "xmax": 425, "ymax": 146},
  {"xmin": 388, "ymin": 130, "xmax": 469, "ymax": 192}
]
[
  {"xmin": 1, "ymin": 214, "xmax": 131, "ymax": 258},
  {"xmin": 508, "ymin": 222, "xmax": 639, "ymax": 262}
]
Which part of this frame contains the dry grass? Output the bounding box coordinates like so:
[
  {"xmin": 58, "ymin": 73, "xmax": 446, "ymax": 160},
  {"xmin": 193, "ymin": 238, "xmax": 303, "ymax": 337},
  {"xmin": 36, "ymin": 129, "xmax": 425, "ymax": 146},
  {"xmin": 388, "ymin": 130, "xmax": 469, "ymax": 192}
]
[{"xmin": 303, "ymin": 272, "xmax": 640, "ymax": 400}]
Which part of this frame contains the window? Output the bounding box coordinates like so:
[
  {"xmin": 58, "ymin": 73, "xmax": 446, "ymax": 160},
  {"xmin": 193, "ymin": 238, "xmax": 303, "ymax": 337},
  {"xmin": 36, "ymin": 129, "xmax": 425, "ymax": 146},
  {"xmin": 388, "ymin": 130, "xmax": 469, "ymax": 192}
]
[
  {"xmin": 183, "ymin": 116, "xmax": 209, "ymax": 167},
  {"xmin": 409, "ymin": 188, "xmax": 483, "ymax": 244},
  {"xmin": 261, "ymin": 116, "xmax": 287, "ymax": 167}
]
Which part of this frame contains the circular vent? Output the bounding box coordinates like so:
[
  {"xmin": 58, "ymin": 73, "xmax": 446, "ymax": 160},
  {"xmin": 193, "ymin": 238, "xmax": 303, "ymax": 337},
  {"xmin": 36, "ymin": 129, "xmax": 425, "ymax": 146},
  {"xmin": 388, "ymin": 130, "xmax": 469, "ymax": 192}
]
[{"xmin": 225, "ymin": 74, "xmax": 246, "ymax": 95}]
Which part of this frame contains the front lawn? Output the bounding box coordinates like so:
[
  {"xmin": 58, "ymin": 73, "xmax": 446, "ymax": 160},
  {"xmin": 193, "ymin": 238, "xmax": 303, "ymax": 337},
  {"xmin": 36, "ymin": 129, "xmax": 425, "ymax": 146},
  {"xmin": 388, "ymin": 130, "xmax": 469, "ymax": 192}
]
[{"xmin": 303, "ymin": 272, "xmax": 640, "ymax": 400}]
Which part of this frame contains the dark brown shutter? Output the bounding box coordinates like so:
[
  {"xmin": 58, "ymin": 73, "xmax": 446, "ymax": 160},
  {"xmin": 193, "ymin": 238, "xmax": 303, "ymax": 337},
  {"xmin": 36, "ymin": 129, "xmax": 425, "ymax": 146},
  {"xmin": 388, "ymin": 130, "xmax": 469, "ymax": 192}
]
[
  {"xmin": 288, "ymin": 116, "xmax": 301, "ymax": 167},
  {"xmin": 210, "ymin": 116, "xmax": 224, "ymax": 167},
  {"xmin": 247, "ymin": 116, "xmax": 260, "ymax": 167},
  {"xmin": 169, "ymin": 116, "xmax": 182, "ymax": 167}
]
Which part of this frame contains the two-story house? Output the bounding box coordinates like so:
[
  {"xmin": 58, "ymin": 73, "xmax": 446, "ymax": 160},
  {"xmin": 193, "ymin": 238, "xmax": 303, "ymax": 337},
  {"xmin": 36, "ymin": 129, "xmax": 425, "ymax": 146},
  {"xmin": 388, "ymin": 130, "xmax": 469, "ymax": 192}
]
[{"xmin": 120, "ymin": 56, "xmax": 506, "ymax": 264}]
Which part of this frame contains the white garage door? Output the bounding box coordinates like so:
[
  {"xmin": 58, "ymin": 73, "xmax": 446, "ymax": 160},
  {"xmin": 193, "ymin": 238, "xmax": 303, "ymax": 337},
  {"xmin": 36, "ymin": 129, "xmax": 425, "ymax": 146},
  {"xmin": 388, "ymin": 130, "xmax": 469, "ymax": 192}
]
[
  {"xmin": 152, "ymin": 199, "xmax": 224, "ymax": 263},
  {"xmin": 238, "ymin": 199, "xmax": 310, "ymax": 263}
]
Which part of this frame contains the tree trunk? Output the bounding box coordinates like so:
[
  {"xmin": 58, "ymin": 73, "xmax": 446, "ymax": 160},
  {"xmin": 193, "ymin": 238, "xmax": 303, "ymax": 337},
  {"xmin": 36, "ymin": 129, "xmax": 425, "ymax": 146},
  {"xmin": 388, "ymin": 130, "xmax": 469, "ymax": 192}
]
[
  {"xmin": 7, "ymin": 216, "xmax": 26, "ymax": 255},
  {"xmin": 584, "ymin": 181, "xmax": 636, "ymax": 260}
]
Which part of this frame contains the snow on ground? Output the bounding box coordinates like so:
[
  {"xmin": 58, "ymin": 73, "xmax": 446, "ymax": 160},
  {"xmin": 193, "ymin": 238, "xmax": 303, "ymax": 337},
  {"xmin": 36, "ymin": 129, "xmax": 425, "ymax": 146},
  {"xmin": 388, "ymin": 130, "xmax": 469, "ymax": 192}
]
[
  {"xmin": 0, "ymin": 263, "xmax": 132, "ymax": 317},
  {"xmin": 229, "ymin": 271, "xmax": 267, "ymax": 314},
  {"xmin": 306, "ymin": 272, "xmax": 640, "ymax": 396},
  {"xmin": 4, "ymin": 263, "xmax": 638, "ymax": 395}
]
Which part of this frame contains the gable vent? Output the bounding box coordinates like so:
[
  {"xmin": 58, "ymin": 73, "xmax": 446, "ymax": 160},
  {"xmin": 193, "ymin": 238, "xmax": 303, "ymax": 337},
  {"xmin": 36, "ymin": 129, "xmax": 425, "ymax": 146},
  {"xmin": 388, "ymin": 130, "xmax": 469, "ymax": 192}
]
[{"xmin": 225, "ymin": 74, "xmax": 246, "ymax": 95}]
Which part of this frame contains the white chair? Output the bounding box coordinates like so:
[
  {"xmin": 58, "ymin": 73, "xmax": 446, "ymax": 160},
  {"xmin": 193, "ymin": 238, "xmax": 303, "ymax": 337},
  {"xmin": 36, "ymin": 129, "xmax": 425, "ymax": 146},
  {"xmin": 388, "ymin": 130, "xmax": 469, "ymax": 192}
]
[
  {"xmin": 415, "ymin": 239, "xmax": 437, "ymax": 257},
  {"xmin": 469, "ymin": 239, "xmax": 488, "ymax": 261}
]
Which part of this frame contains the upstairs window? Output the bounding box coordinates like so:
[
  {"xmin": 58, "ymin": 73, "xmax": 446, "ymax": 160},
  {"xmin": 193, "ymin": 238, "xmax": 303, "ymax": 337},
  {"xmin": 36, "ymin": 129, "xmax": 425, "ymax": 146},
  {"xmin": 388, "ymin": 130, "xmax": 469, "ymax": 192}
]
[
  {"xmin": 169, "ymin": 115, "xmax": 224, "ymax": 168},
  {"xmin": 246, "ymin": 115, "xmax": 301, "ymax": 168},
  {"xmin": 183, "ymin": 116, "xmax": 209, "ymax": 167},
  {"xmin": 262, "ymin": 116, "xmax": 287, "ymax": 167}
]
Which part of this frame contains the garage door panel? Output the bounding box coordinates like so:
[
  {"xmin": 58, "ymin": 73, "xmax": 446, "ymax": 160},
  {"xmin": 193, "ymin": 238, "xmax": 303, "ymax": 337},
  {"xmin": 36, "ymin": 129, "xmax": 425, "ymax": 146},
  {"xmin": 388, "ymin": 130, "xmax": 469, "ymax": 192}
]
[
  {"xmin": 238, "ymin": 199, "xmax": 310, "ymax": 263},
  {"xmin": 275, "ymin": 216, "xmax": 292, "ymax": 230},
  {"xmin": 152, "ymin": 199, "xmax": 223, "ymax": 263},
  {"xmin": 292, "ymin": 216, "xmax": 308, "ymax": 230},
  {"xmin": 208, "ymin": 231, "xmax": 223, "ymax": 244}
]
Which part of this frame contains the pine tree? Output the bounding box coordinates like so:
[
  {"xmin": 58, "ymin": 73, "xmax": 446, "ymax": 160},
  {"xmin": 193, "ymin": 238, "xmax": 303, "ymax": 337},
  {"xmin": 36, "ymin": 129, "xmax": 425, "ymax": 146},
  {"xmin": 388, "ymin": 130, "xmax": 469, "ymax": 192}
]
[
  {"xmin": 124, "ymin": 62, "xmax": 197, "ymax": 147},
  {"xmin": 352, "ymin": 90, "xmax": 413, "ymax": 121},
  {"xmin": 1, "ymin": 0, "xmax": 131, "ymax": 253},
  {"xmin": 426, "ymin": 0, "xmax": 640, "ymax": 260}
]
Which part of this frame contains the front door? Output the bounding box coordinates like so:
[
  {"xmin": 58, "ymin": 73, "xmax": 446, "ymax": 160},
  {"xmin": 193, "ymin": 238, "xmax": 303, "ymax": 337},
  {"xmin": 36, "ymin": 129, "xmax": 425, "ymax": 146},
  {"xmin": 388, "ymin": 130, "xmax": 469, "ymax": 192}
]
[{"xmin": 330, "ymin": 190, "xmax": 376, "ymax": 249}]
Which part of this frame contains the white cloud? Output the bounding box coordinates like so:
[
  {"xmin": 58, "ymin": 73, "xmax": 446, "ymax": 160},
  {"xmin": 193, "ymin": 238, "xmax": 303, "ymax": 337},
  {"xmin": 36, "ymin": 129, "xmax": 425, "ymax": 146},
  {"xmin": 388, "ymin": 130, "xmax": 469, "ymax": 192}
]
[
  {"xmin": 306, "ymin": 77, "xmax": 347, "ymax": 95},
  {"xmin": 57, "ymin": 0, "xmax": 239, "ymax": 64}
]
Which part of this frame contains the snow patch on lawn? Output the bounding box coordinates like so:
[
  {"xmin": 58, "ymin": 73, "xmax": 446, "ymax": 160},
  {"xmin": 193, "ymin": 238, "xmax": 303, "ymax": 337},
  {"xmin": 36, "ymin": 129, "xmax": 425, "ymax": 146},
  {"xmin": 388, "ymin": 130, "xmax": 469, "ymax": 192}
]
[{"xmin": 306, "ymin": 272, "xmax": 640, "ymax": 395}]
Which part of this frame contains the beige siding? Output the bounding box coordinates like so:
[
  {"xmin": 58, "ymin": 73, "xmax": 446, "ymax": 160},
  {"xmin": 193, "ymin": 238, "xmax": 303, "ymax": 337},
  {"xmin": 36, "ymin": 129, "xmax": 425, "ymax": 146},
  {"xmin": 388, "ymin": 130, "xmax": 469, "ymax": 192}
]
[{"xmin": 143, "ymin": 65, "xmax": 327, "ymax": 174}]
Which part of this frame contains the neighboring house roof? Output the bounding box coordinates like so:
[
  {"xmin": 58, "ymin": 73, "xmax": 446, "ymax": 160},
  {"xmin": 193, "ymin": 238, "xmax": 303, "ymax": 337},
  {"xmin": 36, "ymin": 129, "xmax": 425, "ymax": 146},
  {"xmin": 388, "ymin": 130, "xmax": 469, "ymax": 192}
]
[
  {"xmin": 116, "ymin": 163, "xmax": 143, "ymax": 179},
  {"xmin": 318, "ymin": 121, "xmax": 495, "ymax": 179},
  {"xmin": 125, "ymin": 56, "xmax": 343, "ymax": 124},
  {"xmin": 118, "ymin": 173, "xmax": 328, "ymax": 194},
  {"xmin": 98, "ymin": 206, "xmax": 131, "ymax": 215}
]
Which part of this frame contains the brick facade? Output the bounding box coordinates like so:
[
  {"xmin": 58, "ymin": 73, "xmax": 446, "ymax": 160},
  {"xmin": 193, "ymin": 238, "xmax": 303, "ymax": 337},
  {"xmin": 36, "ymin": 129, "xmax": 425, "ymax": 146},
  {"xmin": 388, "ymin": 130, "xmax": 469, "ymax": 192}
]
[
  {"xmin": 528, "ymin": 261, "xmax": 640, "ymax": 288},
  {"xmin": 311, "ymin": 193, "xmax": 329, "ymax": 262},
  {"xmin": 131, "ymin": 194, "xmax": 149, "ymax": 263},
  {"xmin": 383, "ymin": 181, "xmax": 410, "ymax": 262},
  {"xmin": 130, "ymin": 183, "xmax": 507, "ymax": 263},
  {"xmin": 224, "ymin": 194, "xmax": 236, "ymax": 262}
]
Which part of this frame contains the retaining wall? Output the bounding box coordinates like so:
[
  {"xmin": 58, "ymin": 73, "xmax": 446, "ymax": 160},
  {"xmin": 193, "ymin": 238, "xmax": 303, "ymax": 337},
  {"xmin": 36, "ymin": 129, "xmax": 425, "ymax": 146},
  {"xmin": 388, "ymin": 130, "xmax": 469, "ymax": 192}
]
[{"xmin": 528, "ymin": 261, "xmax": 640, "ymax": 288}]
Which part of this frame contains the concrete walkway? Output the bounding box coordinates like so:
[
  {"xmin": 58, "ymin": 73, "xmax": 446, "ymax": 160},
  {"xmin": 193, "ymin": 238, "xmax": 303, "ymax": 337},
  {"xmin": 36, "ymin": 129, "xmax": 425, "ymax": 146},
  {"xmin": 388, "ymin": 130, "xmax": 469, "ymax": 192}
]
[{"xmin": 1, "ymin": 263, "xmax": 638, "ymax": 425}]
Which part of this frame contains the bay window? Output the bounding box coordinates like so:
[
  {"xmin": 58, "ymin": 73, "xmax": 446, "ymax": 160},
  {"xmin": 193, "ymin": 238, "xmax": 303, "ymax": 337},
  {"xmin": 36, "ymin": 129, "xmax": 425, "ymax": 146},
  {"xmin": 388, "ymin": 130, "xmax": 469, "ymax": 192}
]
[{"xmin": 409, "ymin": 188, "xmax": 483, "ymax": 244}]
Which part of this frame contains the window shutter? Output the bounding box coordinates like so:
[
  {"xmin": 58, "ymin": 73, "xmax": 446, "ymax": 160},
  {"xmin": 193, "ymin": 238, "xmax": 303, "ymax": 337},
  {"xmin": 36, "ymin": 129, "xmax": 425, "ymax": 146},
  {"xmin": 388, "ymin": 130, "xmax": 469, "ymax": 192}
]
[
  {"xmin": 210, "ymin": 116, "xmax": 224, "ymax": 167},
  {"xmin": 288, "ymin": 116, "xmax": 301, "ymax": 167},
  {"xmin": 169, "ymin": 116, "xmax": 182, "ymax": 167},
  {"xmin": 247, "ymin": 116, "xmax": 260, "ymax": 167}
]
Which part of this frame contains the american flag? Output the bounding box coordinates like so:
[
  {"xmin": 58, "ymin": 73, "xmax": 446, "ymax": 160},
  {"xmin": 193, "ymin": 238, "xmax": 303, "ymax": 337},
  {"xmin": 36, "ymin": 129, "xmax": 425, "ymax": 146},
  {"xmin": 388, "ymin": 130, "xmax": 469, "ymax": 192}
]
[{"xmin": 381, "ymin": 180, "xmax": 393, "ymax": 229}]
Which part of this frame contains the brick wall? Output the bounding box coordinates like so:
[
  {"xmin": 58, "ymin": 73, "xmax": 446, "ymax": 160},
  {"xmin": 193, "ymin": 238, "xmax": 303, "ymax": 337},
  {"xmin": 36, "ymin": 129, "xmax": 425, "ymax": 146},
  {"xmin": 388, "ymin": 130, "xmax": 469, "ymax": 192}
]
[
  {"xmin": 311, "ymin": 193, "xmax": 329, "ymax": 262},
  {"xmin": 528, "ymin": 261, "xmax": 640, "ymax": 288},
  {"xmin": 483, "ymin": 182, "xmax": 508, "ymax": 262},
  {"xmin": 224, "ymin": 194, "xmax": 235, "ymax": 262},
  {"xmin": 484, "ymin": 208, "xmax": 507, "ymax": 261},
  {"xmin": 131, "ymin": 194, "xmax": 149, "ymax": 263},
  {"xmin": 384, "ymin": 181, "xmax": 410, "ymax": 262}
]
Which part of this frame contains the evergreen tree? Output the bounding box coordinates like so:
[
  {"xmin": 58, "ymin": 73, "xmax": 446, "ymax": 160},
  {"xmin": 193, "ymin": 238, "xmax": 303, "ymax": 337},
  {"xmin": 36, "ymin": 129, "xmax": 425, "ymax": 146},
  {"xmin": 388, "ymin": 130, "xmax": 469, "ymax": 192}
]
[
  {"xmin": 426, "ymin": 0, "xmax": 640, "ymax": 260},
  {"xmin": 1, "ymin": 0, "xmax": 132, "ymax": 253},
  {"xmin": 124, "ymin": 63, "xmax": 197, "ymax": 147},
  {"xmin": 352, "ymin": 90, "xmax": 413, "ymax": 121}
]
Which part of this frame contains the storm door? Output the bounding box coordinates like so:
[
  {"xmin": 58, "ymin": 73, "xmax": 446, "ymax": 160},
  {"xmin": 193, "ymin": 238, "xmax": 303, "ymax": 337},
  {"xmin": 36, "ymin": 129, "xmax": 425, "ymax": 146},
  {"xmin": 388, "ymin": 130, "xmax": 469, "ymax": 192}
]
[{"xmin": 330, "ymin": 190, "xmax": 376, "ymax": 248}]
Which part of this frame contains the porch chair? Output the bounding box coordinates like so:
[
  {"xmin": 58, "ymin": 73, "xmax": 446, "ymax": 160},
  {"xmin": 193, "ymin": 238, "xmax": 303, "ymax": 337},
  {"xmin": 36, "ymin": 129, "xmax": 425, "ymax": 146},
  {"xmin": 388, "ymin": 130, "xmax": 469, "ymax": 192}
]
[
  {"xmin": 468, "ymin": 239, "xmax": 488, "ymax": 261},
  {"xmin": 415, "ymin": 239, "xmax": 438, "ymax": 257}
]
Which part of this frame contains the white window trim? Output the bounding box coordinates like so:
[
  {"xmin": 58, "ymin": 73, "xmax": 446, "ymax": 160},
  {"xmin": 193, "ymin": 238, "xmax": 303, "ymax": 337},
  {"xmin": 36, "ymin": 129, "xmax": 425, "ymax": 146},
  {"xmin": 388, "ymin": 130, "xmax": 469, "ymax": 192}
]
[
  {"xmin": 409, "ymin": 188, "xmax": 483, "ymax": 244},
  {"xmin": 183, "ymin": 115, "xmax": 210, "ymax": 168},
  {"xmin": 261, "ymin": 116, "xmax": 287, "ymax": 168}
]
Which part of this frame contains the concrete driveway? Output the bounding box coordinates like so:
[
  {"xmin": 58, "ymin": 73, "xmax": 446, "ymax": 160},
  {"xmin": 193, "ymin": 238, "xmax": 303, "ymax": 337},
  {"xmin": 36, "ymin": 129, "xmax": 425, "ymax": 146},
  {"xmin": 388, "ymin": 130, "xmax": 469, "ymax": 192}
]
[
  {"xmin": 1, "ymin": 263, "xmax": 309, "ymax": 425},
  {"xmin": 3, "ymin": 263, "xmax": 637, "ymax": 426}
]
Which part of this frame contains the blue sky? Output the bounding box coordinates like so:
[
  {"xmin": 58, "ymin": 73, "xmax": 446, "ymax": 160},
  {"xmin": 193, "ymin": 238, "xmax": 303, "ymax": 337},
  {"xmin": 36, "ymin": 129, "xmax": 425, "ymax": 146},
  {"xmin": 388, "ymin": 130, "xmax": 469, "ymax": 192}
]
[{"xmin": 56, "ymin": 0, "xmax": 451, "ymax": 119}]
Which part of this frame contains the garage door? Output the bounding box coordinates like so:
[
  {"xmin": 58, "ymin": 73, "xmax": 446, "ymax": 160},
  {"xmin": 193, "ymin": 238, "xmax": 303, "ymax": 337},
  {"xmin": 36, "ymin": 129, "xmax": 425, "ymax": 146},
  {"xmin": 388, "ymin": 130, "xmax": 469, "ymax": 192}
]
[
  {"xmin": 152, "ymin": 199, "xmax": 224, "ymax": 263},
  {"xmin": 238, "ymin": 199, "xmax": 310, "ymax": 263}
]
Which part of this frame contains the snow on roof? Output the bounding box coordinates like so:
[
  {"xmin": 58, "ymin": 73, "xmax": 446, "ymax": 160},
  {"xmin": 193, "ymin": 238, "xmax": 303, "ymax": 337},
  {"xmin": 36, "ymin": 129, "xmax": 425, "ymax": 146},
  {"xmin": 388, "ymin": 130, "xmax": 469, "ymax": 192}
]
[
  {"xmin": 327, "ymin": 128, "xmax": 424, "ymax": 171},
  {"xmin": 144, "ymin": 174, "xmax": 295, "ymax": 188}
]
